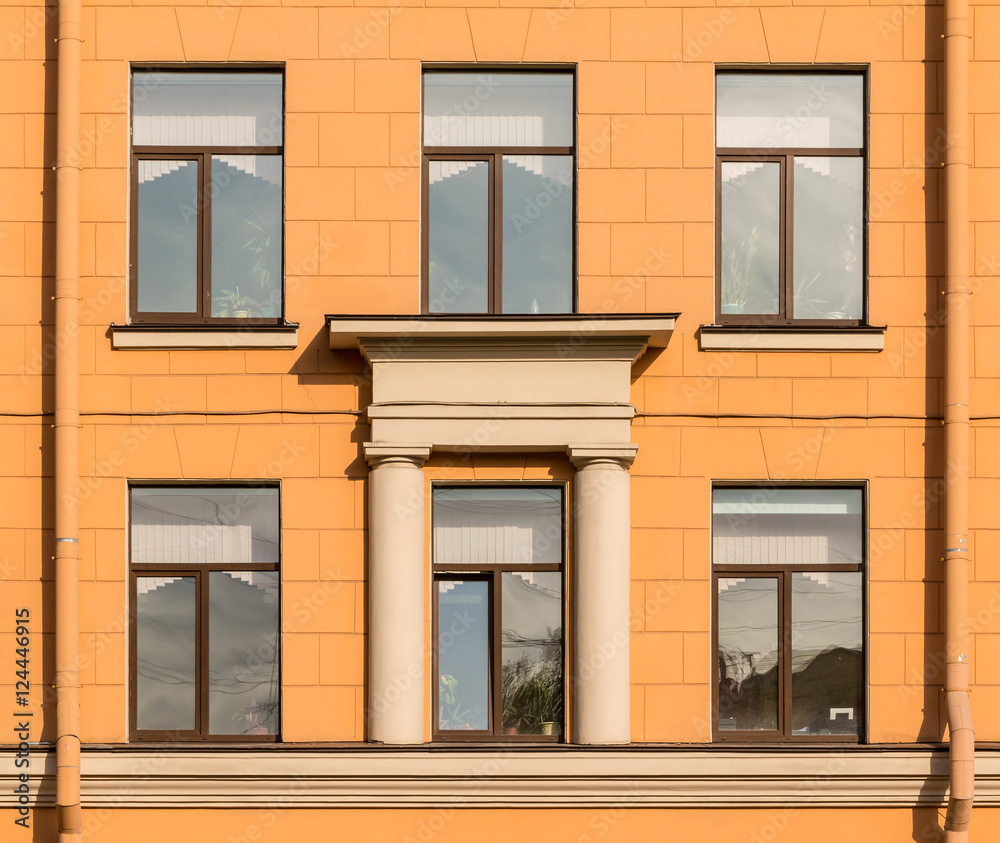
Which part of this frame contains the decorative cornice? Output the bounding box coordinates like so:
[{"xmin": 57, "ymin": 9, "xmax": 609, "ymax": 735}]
[
  {"xmin": 363, "ymin": 443, "xmax": 433, "ymax": 468},
  {"xmin": 568, "ymin": 444, "xmax": 639, "ymax": 469},
  {"xmin": 4, "ymin": 748, "xmax": 999, "ymax": 809},
  {"xmin": 327, "ymin": 314, "xmax": 677, "ymax": 362}
]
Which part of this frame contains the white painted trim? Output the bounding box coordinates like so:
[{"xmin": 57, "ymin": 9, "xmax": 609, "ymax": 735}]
[
  {"xmin": 111, "ymin": 328, "xmax": 298, "ymax": 350},
  {"xmin": 5, "ymin": 748, "xmax": 1000, "ymax": 809},
  {"xmin": 698, "ymin": 329, "xmax": 885, "ymax": 352}
]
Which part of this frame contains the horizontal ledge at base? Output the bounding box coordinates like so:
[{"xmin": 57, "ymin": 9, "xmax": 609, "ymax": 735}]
[
  {"xmin": 698, "ymin": 327, "xmax": 886, "ymax": 352},
  {"xmin": 111, "ymin": 326, "xmax": 299, "ymax": 350},
  {"xmin": 3, "ymin": 748, "xmax": 998, "ymax": 809}
]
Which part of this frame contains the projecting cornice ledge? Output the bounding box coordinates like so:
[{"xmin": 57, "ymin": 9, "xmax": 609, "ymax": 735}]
[
  {"xmin": 327, "ymin": 313, "xmax": 678, "ymax": 361},
  {"xmin": 4, "ymin": 748, "xmax": 1000, "ymax": 809}
]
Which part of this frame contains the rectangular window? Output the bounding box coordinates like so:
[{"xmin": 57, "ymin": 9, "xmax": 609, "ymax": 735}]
[
  {"xmin": 422, "ymin": 70, "xmax": 575, "ymax": 314},
  {"xmin": 130, "ymin": 70, "xmax": 284, "ymax": 324},
  {"xmin": 716, "ymin": 71, "xmax": 866, "ymax": 325},
  {"xmin": 433, "ymin": 486, "xmax": 564, "ymax": 740},
  {"xmin": 130, "ymin": 486, "xmax": 280, "ymax": 740},
  {"xmin": 713, "ymin": 486, "xmax": 865, "ymax": 741}
]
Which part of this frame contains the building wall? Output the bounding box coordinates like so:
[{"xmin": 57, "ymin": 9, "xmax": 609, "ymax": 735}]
[{"xmin": 2, "ymin": 0, "xmax": 1000, "ymax": 835}]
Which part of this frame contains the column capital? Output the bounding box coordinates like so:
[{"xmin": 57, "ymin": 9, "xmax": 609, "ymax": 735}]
[
  {"xmin": 364, "ymin": 443, "xmax": 432, "ymax": 469},
  {"xmin": 567, "ymin": 444, "xmax": 637, "ymax": 470}
]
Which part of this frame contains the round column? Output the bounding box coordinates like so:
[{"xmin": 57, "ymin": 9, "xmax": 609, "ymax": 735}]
[
  {"xmin": 570, "ymin": 446, "xmax": 636, "ymax": 745},
  {"xmin": 365, "ymin": 444, "xmax": 431, "ymax": 744}
]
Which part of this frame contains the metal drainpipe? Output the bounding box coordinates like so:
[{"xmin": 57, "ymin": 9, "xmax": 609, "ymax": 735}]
[
  {"xmin": 55, "ymin": 0, "xmax": 82, "ymax": 837},
  {"xmin": 943, "ymin": 0, "xmax": 974, "ymax": 836}
]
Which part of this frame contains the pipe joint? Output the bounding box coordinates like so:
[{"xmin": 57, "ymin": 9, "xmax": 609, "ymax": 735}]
[{"xmin": 944, "ymin": 17, "xmax": 971, "ymax": 38}]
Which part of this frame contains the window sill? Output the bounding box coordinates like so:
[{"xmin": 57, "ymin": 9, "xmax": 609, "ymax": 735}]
[
  {"xmin": 698, "ymin": 325, "xmax": 886, "ymax": 353},
  {"xmin": 110, "ymin": 323, "xmax": 299, "ymax": 350}
]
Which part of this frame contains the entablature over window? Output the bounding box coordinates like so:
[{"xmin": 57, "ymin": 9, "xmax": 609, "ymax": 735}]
[{"xmin": 327, "ymin": 313, "xmax": 677, "ymax": 452}]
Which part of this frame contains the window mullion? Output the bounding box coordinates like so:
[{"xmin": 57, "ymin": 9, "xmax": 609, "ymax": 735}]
[
  {"xmin": 198, "ymin": 569, "xmax": 209, "ymax": 737},
  {"xmin": 200, "ymin": 152, "xmax": 211, "ymax": 321},
  {"xmin": 491, "ymin": 569, "xmax": 501, "ymax": 735},
  {"xmin": 783, "ymin": 153, "xmax": 794, "ymax": 322},
  {"xmin": 781, "ymin": 569, "xmax": 793, "ymax": 739},
  {"xmin": 492, "ymin": 152, "xmax": 503, "ymax": 314}
]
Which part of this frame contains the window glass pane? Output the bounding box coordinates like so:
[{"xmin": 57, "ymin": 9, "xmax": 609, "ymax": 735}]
[
  {"xmin": 721, "ymin": 161, "xmax": 780, "ymax": 315},
  {"xmin": 433, "ymin": 486, "xmax": 563, "ymax": 566},
  {"xmin": 428, "ymin": 160, "xmax": 489, "ymax": 313},
  {"xmin": 717, "ymin": 577, "xmax": 779, "ymax": 731},
  {"xmin": 713, "ymin": 488, "xmax": 863, "ymax": 566},
  {"xmin": 209, "ymin": 571, "xmax": 279, "ymax": 735},
  {"xmin": 131, "ymin": 488, "xmax": 279, "ymax": 565},
  {"xmin": 136, "ymin": 159, "xmax": 199, "ymax": 314},
  {"xmin": 136, "ymin": 576, "xmax": 196, "ymax": 731},
  {"xmin": 424, "ymin": 73, "xmax": 573, "ymax": 148},
  {"xmin": 133, "ymin": 72, "xmax": 283, "ymax": 147},
  {"xmin": 501, "ymin": 571, "xmax": 562, "ymax": 736},
  {"xmin": 717, "ymin": 74, "xmax": 863, "ymax": 149},
  {"xmin": 792, "ymin": 157, "xmax": 864, "ymax": 320},
  {"xmin": 792, "ymin": 572, "xmax": 863, "ymax": 736},
  {"xmin": 501, "ymin": 155, "xmax": 573, "ymax": 314},
  {"xmin": 438, "ymin": 580, "xmax": 490, "ymax": 731},
  {"xmin": 210, "ymin": 155, "xmax": 283, "ymax": 318}
]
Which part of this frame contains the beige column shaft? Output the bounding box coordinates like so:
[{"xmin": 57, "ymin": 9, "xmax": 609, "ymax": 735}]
[
  {"xmin": 366, "ymin": 444, "xmax": 431, "ymax": 744},
  {"xmin": 570, "ymin": 446, "xmax": 636, "ymax": 745}
]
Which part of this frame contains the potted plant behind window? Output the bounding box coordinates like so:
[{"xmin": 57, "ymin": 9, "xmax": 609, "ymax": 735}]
[
  {"xmin": 241, "ymin": 207, "xmax": 278, "ymax": 317},
  {"xmin": 234, "ymin": 698, "xmax": 269, "ymax": 735},
  {"xmin": 439, "ymin": 674, "xmax": 480, "ymax": 730},
  {"xmin": 501, "ymin": 627, "xmax": 563, "ymax": 736},
  {"xmin": 213, "ymin": 286, "xmax": 257, "ymax": 318},
  {"xmin": 720, "ymin": 226, "xmax": 759, "ymax": 315}
]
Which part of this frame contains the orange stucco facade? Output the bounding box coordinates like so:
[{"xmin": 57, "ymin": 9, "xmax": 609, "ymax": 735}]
[{"xmin": 2, "ymin": 0, "xmax": 1000, "ymax": 839}]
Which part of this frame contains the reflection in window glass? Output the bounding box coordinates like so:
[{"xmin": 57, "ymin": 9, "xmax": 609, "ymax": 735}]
[
  {"xmin": 791, "ymin": 572, "xmax": 863, "ymax": 736},
  {"xmin": 131, "ymin": 487, "xmax": 280, "ymax": 565},
  {"xmin": 717, "ymin": 577, "xmax": 779, "ymax": 731},
  {"xmin": 712, "ymin": 487, "xmax": 863, "ymax": 566},
  {"xmin": 716, "ymin": 74, "xmax": 863, "ymax": 149},
  {"xmin": 209, "ymin": 571, "xmax": 280, "ymax": 735},
  {"xmin": 137, "ymin": 160, "xmax": 199, "ymax": 314},
  {"xmin": 428, "ymin": 160, "xmax": 489, "ymax": 313},
  {"xmin": 131, "ymin": 486, "xmax": 280, "ymax": 740},
  {"xmin": 211, "ymin": 155, "xmax": 283, "ymax": 318},
  {"xmin": 433, "ymin": 486, "xmax": 563, "ymax": 567},
  {"xmin": 501, "ymin": 572, "xmax": 562, "ymax": 735},
  {"xmin": 137, "ymin": 576, "xmax": 197, "ymax": 731},
  {"xmin": 424, "ymin": 73, "xmax": 573, "ymax": 148},
  {"xmin": 133, "ymin": 72, "xmax": 283, "ymax": 147},
  {"xmin": 438, "ymin": 580, "xmax": 490, "ymax": 731},
  {"xmin": 793, "ymin": 157, "xmax": 864, "ymax": 320},
  {"xmin": 720, "ymin": 162, "xmax": 780, "ymax": 315},
  {"xmin": 502, "ymin": 156, "xmax": 573, "ymax": 313}
]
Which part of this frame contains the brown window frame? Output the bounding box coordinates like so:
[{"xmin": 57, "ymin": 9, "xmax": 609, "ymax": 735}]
[
  {"xmin": 711, "ymin": 484, "xmax": 867, "ymax": 744},
  {"xmin": 421, "ymin": 66, "xmax": 578, "ymax": 315},
  {"xmin": 432, "ymin": 483, "xmax": 566, "ymax": 743},
  {"xmin": 128, "ymin": 483, "xmax": 281, "ymax": 743},
  {"xmin": 129, "ymin": 67, "xmax": 285, "ymax": 326},
  {"xmin": 714, "ymin": 67, "xmax": 869, "ymax": 327}
]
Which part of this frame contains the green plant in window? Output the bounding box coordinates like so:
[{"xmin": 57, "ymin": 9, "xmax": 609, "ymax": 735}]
[
  {"xmin": 501, "ymin": 627, "xmax": 563, "ymax": 734},
  {"xmin": 439, "ymin": 674, "xmax": 478, "ymax": 730},
  {"xmin": 721, "ymin": 226, "xmax": 760, "ymax": 314},
  {"xmin": 213, "ymin": 286, "xmax": 261, "ymax": 318},
  {"xmin": 243, "ymin": 208, "xmax": 274, "ymax": 292}
]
